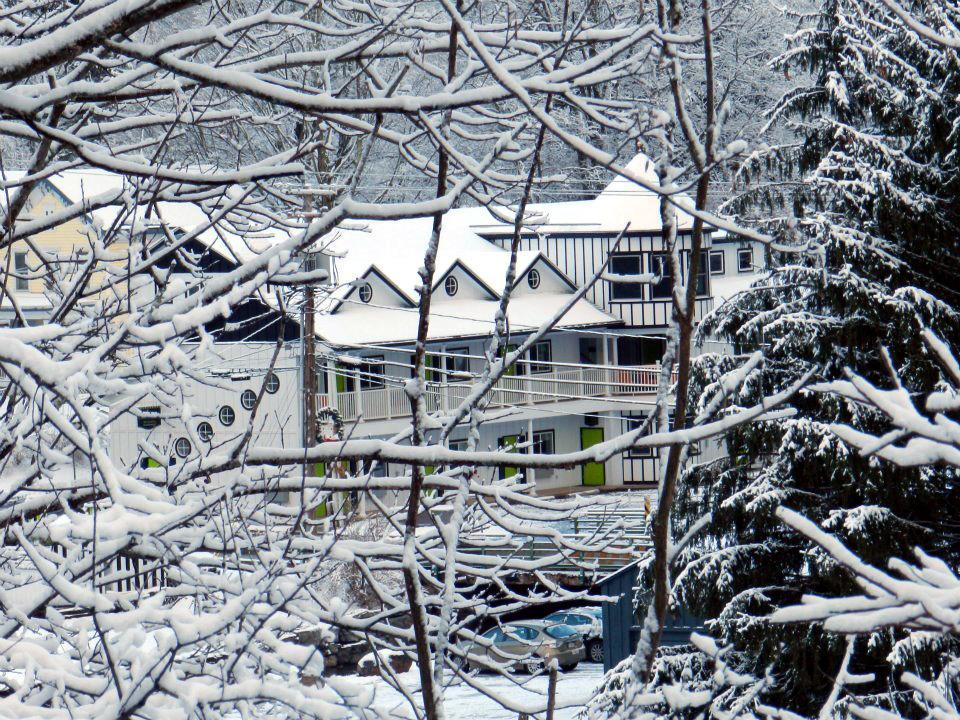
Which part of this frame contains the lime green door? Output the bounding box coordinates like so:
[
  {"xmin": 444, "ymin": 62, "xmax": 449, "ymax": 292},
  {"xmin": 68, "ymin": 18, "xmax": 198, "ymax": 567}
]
[
  {"xmin": 580, "ymin": 427, "xmax": 605, "ymax": 486},
  {"xmin": 498, "ymin": 434, "xmax": 519, "ymax": 479}
]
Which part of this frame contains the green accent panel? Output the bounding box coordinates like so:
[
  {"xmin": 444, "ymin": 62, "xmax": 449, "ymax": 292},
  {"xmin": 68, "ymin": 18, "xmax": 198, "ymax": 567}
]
[
  {"xmin": 146, "ymin": 458, "xmax": 161, "ymax": 468},
  {"xmin": 335, "ymin": 367, "xmax": 346, "ymax": 393},
  {"xmin": 425, "ymin": 354, "xmax": 440, "ymax": 382},
  {"xmin": 499, "ymin": 434, "xmax": 519, "ymax": 479},
  {"xmin": 500, "ymin": 344, "xmax": 519, "ymax": 376},
  {"xmin": 580, "ymin": 428, "xmax": 606, "ymax": 486}
]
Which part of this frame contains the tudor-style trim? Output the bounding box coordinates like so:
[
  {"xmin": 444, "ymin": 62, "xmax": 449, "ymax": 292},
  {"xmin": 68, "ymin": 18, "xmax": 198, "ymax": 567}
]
[
  {"xmin": 430, "ymin": 259, "xmax": 499, "ymax": 299},
  {"xmin": 329, "ymin": 264, "xmax": 416, "ymax": 313}
]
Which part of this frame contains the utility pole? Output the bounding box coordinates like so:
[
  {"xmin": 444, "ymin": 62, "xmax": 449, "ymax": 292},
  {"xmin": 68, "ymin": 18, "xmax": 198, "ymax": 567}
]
[{"xmin": 302, "ymin": 187, "xmax": 318, "ymax": 471}]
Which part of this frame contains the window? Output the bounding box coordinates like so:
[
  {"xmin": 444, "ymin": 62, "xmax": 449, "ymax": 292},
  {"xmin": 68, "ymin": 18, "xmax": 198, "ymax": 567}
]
[
  {"xmin": 240, "ymin": 389, "xmax": 257, "ymax": 410},
  {"xmin": 525, "ymin": 340, "xmax": 552, "ymax": 374},
  {"xmin": 649, "ymin": 254, "xmax": 673, "ymax": 299},
  {"xmin": 264, "ymin": 372, "xmax": 280, "ymax": 394},
  {"xmin": 527, "ymin": 269, "xmax": 541, "ymax": 289},
  {"xmin": 444, "ymin": 275, "xmax": 459, "ymax": 296},
  {"xmin": 709, "ymin": 250, "xmax": 725, "ymax": 275},
  {"xmin": 174, "ymin": 437, "xmax": 192, "ymax": 458},
  {"xmin": 617, "ymin": 336, "xmax": 665, "ymax": 366},
  {"xmin": 695, "ymin": 250, "xmax": 709, "ymax": 296},
  {"xmin": 197, "ymin": 421, "xmax": 214, "ymax": 442},
  {"xmin": 531, "ymin": 429, "xmax": 555, "ymax": 455},
  {"xmin": 737, "ymin": 248, "xmax": 753, "ymax": 273},
  {"xmin": 359, "ymin": 356, "xmax": 385, "ymax": 390},
  {"xmin": 623, "ymin": 413, "xmax": 653, "ymax": 458},
  {"xmin": 137, "ymin": 406, "xmax": 161, "ymax": 430},
  {"xmin": 14, "ymin": 252, "xmax": 28, "ymax": 291},
  {"xmin": 444, "ymin": 347, "xmax": 470, "ymax": 379},
  {"xmin": 449, "ymin": 438, "xmax": 468, "ymax": 452},
  {"xmin": 358, "ymin": 283, "xmax": 373, "ymax": 303},
  {"xmin": 609, "ymin": 254, "xmax": 644, "ymax": 300},
  {"xmin": 218, "ymin": 405, "xmax": 235, "ymax": 426}
]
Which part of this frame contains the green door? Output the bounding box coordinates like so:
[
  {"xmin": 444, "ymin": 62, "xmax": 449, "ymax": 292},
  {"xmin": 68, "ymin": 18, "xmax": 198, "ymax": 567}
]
[
  {"xmin": 498, "ymin": 434, "xmax": 520, "ymax": 479},
  {"xmin": 580, "ymin": 427, "xmax": 605, "ymax": 486}
]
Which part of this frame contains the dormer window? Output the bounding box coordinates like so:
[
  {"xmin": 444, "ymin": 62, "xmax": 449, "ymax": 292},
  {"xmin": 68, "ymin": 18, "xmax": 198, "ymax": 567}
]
[
  {"xmin": 527, "ymin": 269, "xmax": 541, "ymax": 289},
  {"xmin": 444, "ymin": 276, "xmax": 459, "ymax": 296},
  {"xmin": 358, "ymin": 283, "xmax": 373, "ymax": 303}
]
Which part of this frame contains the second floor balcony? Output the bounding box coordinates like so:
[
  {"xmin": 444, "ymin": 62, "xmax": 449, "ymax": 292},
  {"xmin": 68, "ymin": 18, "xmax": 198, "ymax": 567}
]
[{"xmin": 319, "ymin": 361, "xmax": 673, "ymax": 423}]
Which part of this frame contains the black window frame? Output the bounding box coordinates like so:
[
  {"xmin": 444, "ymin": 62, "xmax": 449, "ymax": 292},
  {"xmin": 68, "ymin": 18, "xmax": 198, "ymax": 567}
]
[
  {"xmin": 649, "ymin": 253, "xmax": 673, "ymax": 299},
  {"xmin": 709, "ymin": 250, "xmax": 725, "ymax": 275},
  {"xmin": 264, "ymin": 372, "xmax": 280, "ymax": 394},
  {"xmin": 525, "ymin": 340, "xmax": 552, "ymax": 375},
  {"xmin": 218, "ymin": 405, "xmax": 236, "ymax": 426},
  {"xmin": 531, "ymin": 429, "xmax": 555, "ymax": 455},
  {"xmin": 737, "ymin": 248, "xmax": 753, "ymax": 273},
  {"xmin": 174, "ymin": 437, "xmax": 192, "ymax": 458},
  {"xmin": 359, "ymin": 355, "xmax": 385, "ymax": 390},
  {"xmin": 358, "ymin": 282, "xmax": 373, "ymax": 303},
  {"xmin": 240, "ymin": 389, "xmax": 257, "ymax": 410},
  {"xmin": 527, "ymin": 268, "xmax": 541, "ymax": 289},
  {"xmin": 609, "ymin": 253, "xmax": 644, "ymax": 301},
  {"xmin": 198, "ymin": 421, "xmax": 214, "ymax": 442},
  {"xmin": 444, "ymin": 347, "xmax": 470, "ymax": 380},
  {"xmin": 623, "ymin": 413, "xmax": 653, "ymax": 458},
  {"xmin": 137, "ymin": 406, "xmax": 161, "ymax": 430},
  {"xmin": 444, "ymin": 275, "xmax": 459, "ymax": 296}
]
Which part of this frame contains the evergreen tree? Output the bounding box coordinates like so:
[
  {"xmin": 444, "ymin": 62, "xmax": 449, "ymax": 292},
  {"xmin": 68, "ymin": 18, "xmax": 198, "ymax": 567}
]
[{"xmin": 672, "ymin": 0, "xmax": 960, "ymax": 712}]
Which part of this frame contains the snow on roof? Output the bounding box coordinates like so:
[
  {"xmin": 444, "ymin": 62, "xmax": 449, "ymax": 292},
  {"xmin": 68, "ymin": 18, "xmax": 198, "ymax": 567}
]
[
  {"xmin": 467, "ymin": 153, "xmax": 697, "ymax": 236},
  {"xmin": 313, "ymin": 291, "xmax": 617, "ymax": 346},
  {"xmin": 710, "ymin": 273, "xmax": 762, "ymax": 305},
  {"xmin": 0, "ymin": 168, "xmax": 289, "ymax": 264}
]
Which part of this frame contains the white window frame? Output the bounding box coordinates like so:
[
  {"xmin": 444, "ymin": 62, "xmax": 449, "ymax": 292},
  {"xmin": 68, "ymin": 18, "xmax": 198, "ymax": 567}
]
[
  {"xmin": 737, "ymin": 248, "xmax": 753, "ymax": 273},
  {"xmin": 709, "ymin": 250, "xmax": 725, "ymax": 275}
]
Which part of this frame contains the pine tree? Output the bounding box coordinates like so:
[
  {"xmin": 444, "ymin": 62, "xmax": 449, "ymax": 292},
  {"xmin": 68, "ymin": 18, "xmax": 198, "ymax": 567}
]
[{"xmin": 671, "ymin": 0, "xmax": 960, "ymax": 712}]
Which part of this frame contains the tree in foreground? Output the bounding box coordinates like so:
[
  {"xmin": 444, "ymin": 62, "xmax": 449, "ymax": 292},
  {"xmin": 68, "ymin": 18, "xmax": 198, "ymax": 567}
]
[
  {"xmin": 655, "ymin": 0, "xmax": 960, "ymax": 713},
  {"xmin": 0, "ymin": 0, "xmax": 787, "ymax": 718}
]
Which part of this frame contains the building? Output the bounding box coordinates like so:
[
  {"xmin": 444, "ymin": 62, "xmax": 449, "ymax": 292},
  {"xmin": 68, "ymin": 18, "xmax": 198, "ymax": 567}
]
[
  {"xmin": 311, "ymin": 154, "xmax": 766, "ymax": 493},
  {"xmin": 0, "ymin": 170, "xmax": 302, "ymax": 479}
]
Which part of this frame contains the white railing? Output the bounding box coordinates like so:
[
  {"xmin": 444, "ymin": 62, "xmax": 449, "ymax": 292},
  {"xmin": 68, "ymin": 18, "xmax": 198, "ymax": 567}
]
[{"xmin": 323, "ymin": 364, "xmax": 671, "ymax": 422}]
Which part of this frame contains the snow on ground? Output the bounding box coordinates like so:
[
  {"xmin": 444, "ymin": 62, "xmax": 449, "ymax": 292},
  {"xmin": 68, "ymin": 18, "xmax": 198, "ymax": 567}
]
[{"xmin": 349, "ymin": 664, "xmax": 604, "ymax": 720}]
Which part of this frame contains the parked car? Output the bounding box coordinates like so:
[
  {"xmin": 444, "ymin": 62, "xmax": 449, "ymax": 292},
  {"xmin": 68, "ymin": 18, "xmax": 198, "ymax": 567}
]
[
  {"xmin": 544, "ymin": 607, "xmax": 604, "ymax": 663},
  {"xmin": 462, "ymin": 621, "xmax": 584, "ymax": 674}
]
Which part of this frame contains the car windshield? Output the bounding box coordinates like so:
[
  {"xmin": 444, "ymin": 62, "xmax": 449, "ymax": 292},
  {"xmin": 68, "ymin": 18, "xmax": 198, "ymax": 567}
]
[{"xmin": 544, "ymin": 624, "xmax": 578, "ymax": 639}]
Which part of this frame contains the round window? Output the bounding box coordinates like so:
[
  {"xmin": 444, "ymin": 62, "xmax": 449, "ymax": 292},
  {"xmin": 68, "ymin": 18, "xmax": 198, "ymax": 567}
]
[
  {"xmin": 264, "ymin": 372, "xmax": 280, "ymax": 394},
  {"xmin": 198, "ymin": 421, "xmax": 214, "ymax": 442},
  {"xmin": 358, "ymin": 283, "xmax": 373, "ymax": 303},
  {"xmin": 527, "ymin": 269, "xmax": 541, "ymax": 289},
  {"xmin": 241, "ymin": 389, "xmax": 257, "ymax": 410},
  {"xmin": 219, "ymin": 405, "xmax": 235, "ymax": 426},
  {"xmin": 444, "ymin": 276, "xmax": 459, "ymax": 296},
  {"xmin": 174, "ymin": 437, "xmax": 192, "ymax": 458}
]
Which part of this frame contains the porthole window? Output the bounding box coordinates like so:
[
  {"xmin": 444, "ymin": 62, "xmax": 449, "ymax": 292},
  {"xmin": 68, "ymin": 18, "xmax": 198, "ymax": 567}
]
[
  {"xmin": 241, "ymin": 389, "xmax": 257, "ymax": 410},
  {"xmin": 527, "ymin": 269, "xmax": 541, "ymax": 289},
  {"xmin": 358, "ymin": 283, "xmax": 373, "ymax": 303},
  {"xmin": 219, "ymin": 405, "xmax": 235, "ymax": 426},
  {"xmin": 444, "ymin": 276, "xmax": 459, "ymax": 296},
  {"xmin": 174, "ymin": 437, "xmax": 192, "ymax": 458},
  {"xmin": 198, "ymin": 421, "xmax": 214, "ymax": 443},
  {"xmin": 264, "ymin": 372, "xmax": 280, "ymax": 394}
]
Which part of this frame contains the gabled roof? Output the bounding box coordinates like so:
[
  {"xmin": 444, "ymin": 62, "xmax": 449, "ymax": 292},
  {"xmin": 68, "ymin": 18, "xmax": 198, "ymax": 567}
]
[
  {"xmin": 330, "ymin": 265, "xmax": 416, "ymax": 313},
  {"xmin": 431, "ymin": 259, "xmax": 499, "ymax": 299}
]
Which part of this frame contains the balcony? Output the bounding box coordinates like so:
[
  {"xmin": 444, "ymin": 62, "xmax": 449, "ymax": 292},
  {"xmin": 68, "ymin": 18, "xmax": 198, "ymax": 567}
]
[{"xmin": 319, "ymin": 363, "xmax": 671, "ymax": 423}]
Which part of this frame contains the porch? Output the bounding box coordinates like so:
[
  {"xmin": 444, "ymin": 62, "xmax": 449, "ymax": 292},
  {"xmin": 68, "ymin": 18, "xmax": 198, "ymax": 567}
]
[{"xmin": 318, "ymin": 362, "xmax": 672, "ymax": 422}]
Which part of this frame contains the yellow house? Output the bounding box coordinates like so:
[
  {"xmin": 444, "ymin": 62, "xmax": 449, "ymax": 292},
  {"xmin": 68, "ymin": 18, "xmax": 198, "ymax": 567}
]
[{"xmin": 0, "ymin": 170, "xmax": 128, "ymax": 325}]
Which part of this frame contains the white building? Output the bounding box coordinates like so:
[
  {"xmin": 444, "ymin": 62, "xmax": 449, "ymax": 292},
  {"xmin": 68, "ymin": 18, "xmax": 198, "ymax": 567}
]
[{"xmin": 311, "ymin": 154, "xmax": 765, "ymax": 493}]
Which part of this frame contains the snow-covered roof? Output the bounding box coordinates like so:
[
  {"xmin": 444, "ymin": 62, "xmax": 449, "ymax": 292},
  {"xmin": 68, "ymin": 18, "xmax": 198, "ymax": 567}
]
[
  {"xmin": 710, "ymin": 273, "xmax": 762, "ymax": 305},
  {"xmin": 469, "ymin": 154, "xmax": 697, "ymax": 236},
  {"xmin": 0, "ymin": 168, "xmax": 289, "ymax": 265},
  {"xmin": 313, "ymin": 290, "xmax": 617, "ymax": 346}
]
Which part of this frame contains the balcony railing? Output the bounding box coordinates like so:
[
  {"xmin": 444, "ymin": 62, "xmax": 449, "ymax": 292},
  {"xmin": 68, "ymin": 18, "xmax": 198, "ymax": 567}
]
[{"xmin": 319, "ymin": 363, "xmax": 672, "ymax": 422}]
